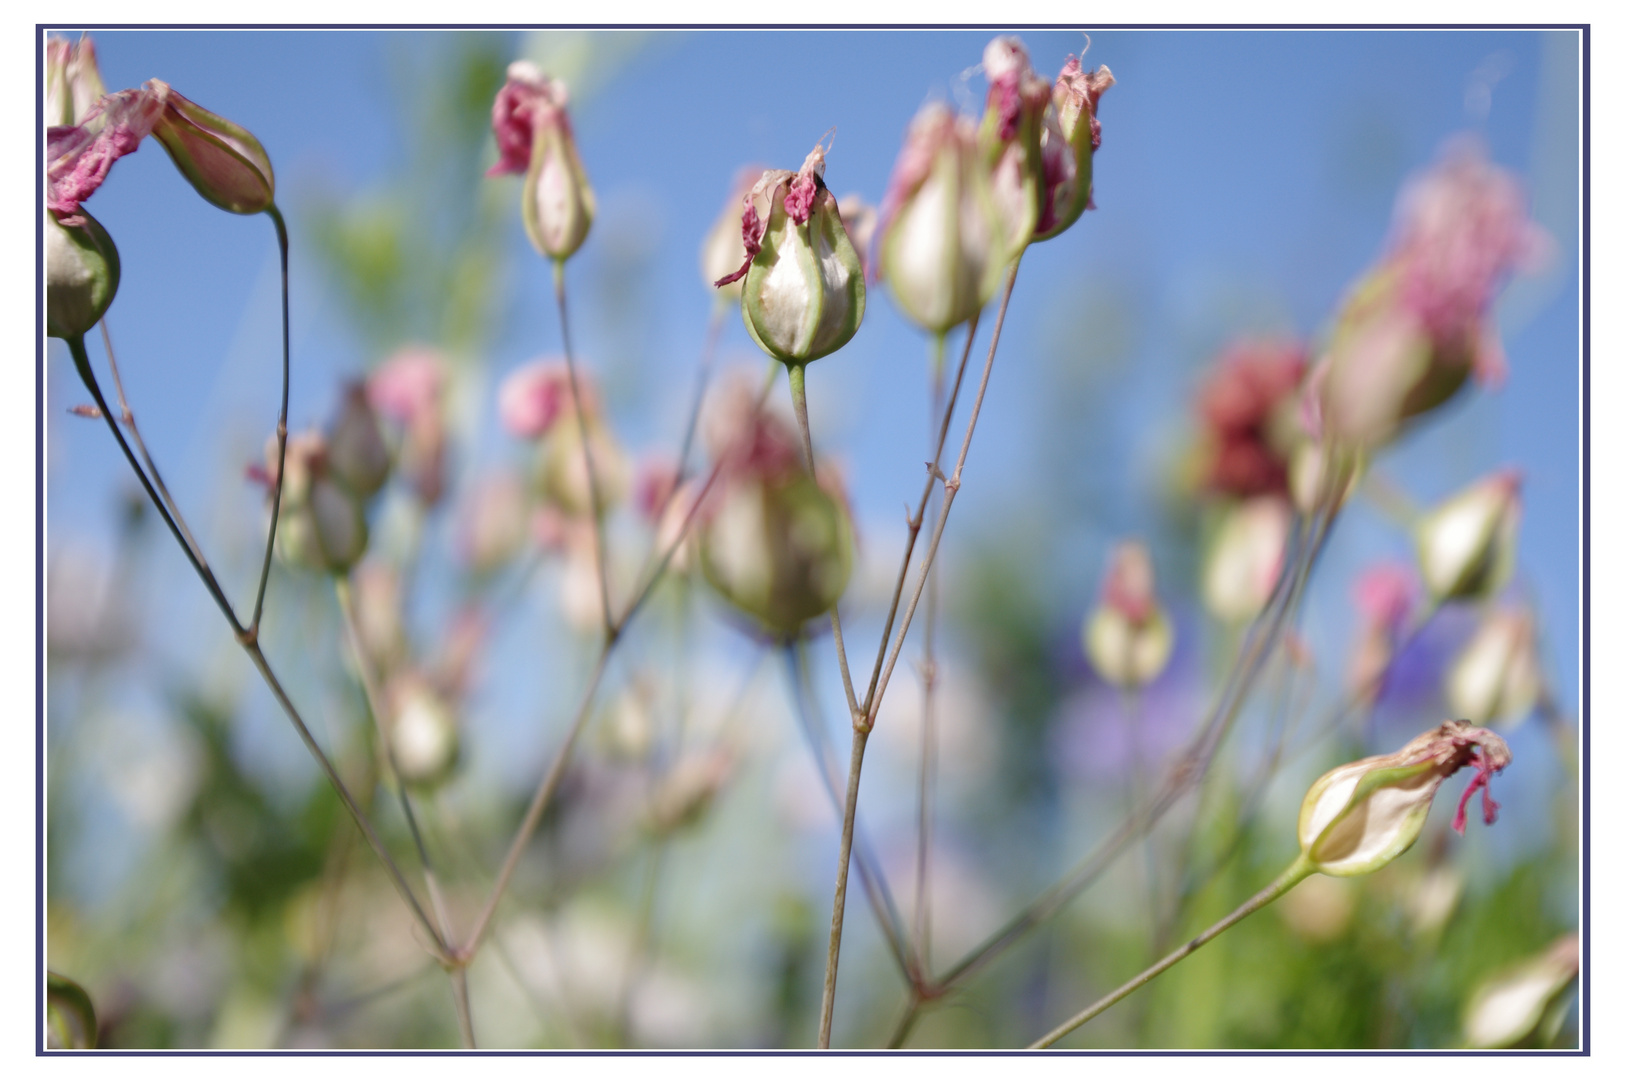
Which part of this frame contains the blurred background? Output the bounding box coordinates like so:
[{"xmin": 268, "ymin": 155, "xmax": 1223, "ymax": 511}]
[{"xmin": 44, "ymin": 28, "xmax": 1581, "ymax": 1049}]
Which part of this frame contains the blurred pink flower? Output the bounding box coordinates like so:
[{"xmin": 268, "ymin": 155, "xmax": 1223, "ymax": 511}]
[
  {"xmin": 1353, "ymin": 561, "xmax": 1418, "ymax": 634},
  {"xmin": 1196, "ymin": 339, "xmax": 1308, "ymax": 498},
  {"xmin": 499, "ymin": 358, "xmax": 595, "ymax": 440},
  {"xmin": 486, "ymin": 61, "xmax": 569, "ymax": 178},
  {"xmin": 367, "ymin": 347, "xmax": 445, "ymax": 425}
]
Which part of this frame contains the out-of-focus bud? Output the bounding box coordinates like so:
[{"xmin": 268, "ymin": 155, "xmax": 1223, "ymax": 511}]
[
  {"xmin": 1195, "ymin": 340, "xmax": 1309, "ymax": 499},
  {"xmin": 1319, "ymin": 140, "xmax": 1548, "ymax": 446},
  {"xmin": 326, "ymin": 383, "xmax": 390, "ymax": 498},
  {"xmin": 1083, "ymin": 540, "xmax": 1173, "ymax": 690},
  {"xmin": 1346, "ymin": 561, "xmax": 1418, "ymax": 705},
  {"xmin": 1414, "ymin": 469, "xmax": 1521, "ymax": 603},
  {"xmin": 701, "ymin": 370, "xmax": 803, "ymax": 483},
  {"xmin": 1406, "ymin": 863, "xmax": 1464, "ymax": 937},
  {"xmin": 487, "ymin": 61, "xmax": 594, "ymax": 262},
  {"xmin": 876, "ymin": 103, "xmax": 1007, "ymax": 335},
  {"xmin": 351, "ymin": 561, "xmax": 406, "ymax": 674},
  {"xmin": 1446, "ymin": 606, "xmax": 1543, "ymax": 730},
  {"xmin": 46, "ymin": 36, "xmax": 106, "ymax": 128},
  {"xmin": 1277, "ymin": 874, "xmax": 1357, "ymax": 943},
  {"xmin": 385, "ymin": 676, "xmax": 460, "ymax": 787},
  {"xmin": 977, "ymin": 37, "xmax": 1053, "ymax": 253},
  {"xmin": 648, "ymin": 749, "xmax": 733, "ymax": 834},
  {"xmin": 457, "ymin": 469, "xmax": 531, "ymax": 576},
  {"xmin": 1202, "ymin": 496, "xmax": 1291, "ymax": 623},
  {"xmin": 46, "ymin": 208, "xmax": 120, "ymax": 340},
  {"xmin": 270, "ymin": 431, "xmax": 369, "ymax": 575},
  {"xmin": 367, "ymin": 347, "xmax": 447, "ymax": 507},
  {"xmin": 1033, "ymin": 56, "xmax": 1114, "ymax": 242},
  {"xmin": 1297, "ymin": 719, "xmax": 1511, "ymax": 877},
  {"xmin": 700, "ymin": 470, "xmax": 854, "ymax": 639},
  {"xmin": 1463, "ymin": 935, "xmax": 1579, "ymax": 1048},
  {"xmin": 148, "ymin": 80, "xmax": 275, "ymax": 215},
  {"xmin": 636, "ymin": 457, "xmax": 697, "ymax": 574},
  {"xmin": 715, "ymin": 143, "xmax": 866, "ymax": 366},
  {"xmin": 538, "ymin": 414, "xmax": 630, "ymax": 519},
  {"xmin": 701, "ymin": 167, "xmax": 763, "ymax": 301},
  {"xmin": 1288, "ymin": 438, "xmax": 1360, "ymax": 516},
  {"xmin": 499, "ymin": 358, "xmax": 589, "ymax": 440}
]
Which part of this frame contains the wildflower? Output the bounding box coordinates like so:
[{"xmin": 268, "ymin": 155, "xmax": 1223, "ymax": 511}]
[
  {"xmin": 487, "ymin": 61, "xmax": 593, "ymax": 262},
  {"xmin": 1195, "ymin": 340, "xmax": 1309, "ymax": 499},
  {"xmin": 498, "ymin": 358, "xmax": 592, "ymax": 440},
  {"xmin": 1414, "ymin": 469, "xmax": 1521, "ymax": 603},
  {"xmin": 1319, "ymin": 140, "xmax": 1548, "ymax": 446},
  {"xmin": 1083, "ymin": 541, "xmax": 1174, "ymax": 690},
  {"xmin": 1446, "ymin": 606, "xmax": 1543, "ymax": 729},
  {"xmin": 977, "ymin": 37, "xmax": 1053, "ymax": 252},
  {"xmin": 325, "ymin": 383, "xmax": 390, "ymax": 499},
  {"xmin": 1202, "ymin": 495, "xmax": 1291, "ymax": 623},
  {"xmin": 876, "ymin": 102, "xmax": 1008, "ymax": 335},
  {"xmin": 1463, "ymin": 935, "xmax": 1579, "ymax": 1048},
  {"xmin": 266, "ymin": 431, "xmax": 369, "ymax": 575},
  {"xmin": 367, "ymin": 347, "xmax": 448, "ymax": 506},
  {"xmin": 1297, "ymin": 720, "xmax": 1511, "ymax": 876},
  {"xmin": 715, "ymin": 142, "xmax": 866, "ymax": 366},
  {"xmin": 147, "ymin": 81, "xmax": 275, "ymax": 214},
  {"xmin": 1033, "ymin": 56, "xmax": 1114, "ymax": 242},
  {"xmin": 46, "ymin": 35, "xmax": 106, "ymax": 128},
  {"xmin": 385, "ymin": 675, "xmax": 460, "ymax": 787}
]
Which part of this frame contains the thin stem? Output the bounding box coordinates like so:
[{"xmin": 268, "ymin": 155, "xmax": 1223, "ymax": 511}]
[
  {"xmin": 858, "ymin": 314, "xmax": 978, "ymax": 719},
  {"xmin": 862, "ymin": 261, "xmax": 1020, "ymax": 733},
  {"xmin": 816, "ymin": 725, "xmax": 870, "ymax": 1048},
  {"xmin": 554, "ymin": 260, "xmax": 613, "ymax": 635},
  {"xmin": 885, "ymin": 991, "xmax": 923, "ymax": 1049},
  {"xmin": 1029, "ymin": 857, "xmax": 1314, "ymax": 1048},
  {"xmin": 913, "ymin": 337, "xmax": 948, "ymax": 975},
  {"xmin": 457, "ymin": 643, "xmax": 613, "ymax": 962},
  {"xmin": 98, "ymin": 319, "xmax": 210, "ymax": 573},
  {"xmin": 251, "ymin": 204, "xmax": 292, "ymax": 636},
  {"xmin": 334, "ymin": 577, "xmax": 472, "ymax": 1044},
  {"xmin": 67, "ymin": 335, "xmax": 243, "ymax": 634},
  {"xmin": 65, "ymin": 333, "xmax": 450, "ymax": 963},
  {"xmin": 786, "ymin": 642, "xmax": 913, "ymax": 980},
  {"xmin": 786, "ymin": 362, "xmax": 861, "ymax": 722}
]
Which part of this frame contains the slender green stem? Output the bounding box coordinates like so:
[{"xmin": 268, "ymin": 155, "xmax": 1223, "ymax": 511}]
[
  {"xmin": 1030, "ymin": 857, "xmax": 1314, "ymax": 1047},
  {"xmin": 334, "ymin": 577, "xmax": 473, "ymax": 1045},
  {"xmin": 913, "ymin": 337, "xmax": 947, "ymax": 976},
  {"xmin": 861, "ymin": 260, "xmax": 1019, "ymax": 733},
  {"xmin": 251, "ymin": 204, "xmax": 292, "ymax": 636},
  {"xmin": 786, "ymin": 642, "xmax": 913, "ymax": 980},
  {"xmin": 786, "ymin": 362, "xmax": 861, "ymax": 722},
  {"xmin": 457, "ymin": 643, "xmax": 612, "ymax": 962},
  {"xmin": 553, "ymin": 260, "xmax": 613, "ymax": 634},
  {"xmin": 816, "ymin": 725, "xmax": 870, "ymax": 1048}
]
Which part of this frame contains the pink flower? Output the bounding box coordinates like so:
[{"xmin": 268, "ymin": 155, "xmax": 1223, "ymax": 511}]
[
  {"xmin": 498, "ymin": 358, "xmax": 596, "ymax": 440},
  {"xmin": 1034, "ymin": 56, "xmax": 1114, "ymax": 239},
  {"xmin": 1352, "ymin": 562, "xmax": 1418, "ymax": 634},
  {"xmin": 46, "ymin": 86, "xmax": 165, "ymax": 224},
  {"xmin": 367, "ymin": 347, "xmax": 445, "ymax": 425},
  {"xmin": 1196, "ymin": 340, "xmax": 1309, "ymax": 498},
  {"xmin": 486, "ymin": 62, "xmax": 568, "ymax": 178},
  {"xmin": 486, "ymin": 61, "xmax": 593, "ymax": 261}
]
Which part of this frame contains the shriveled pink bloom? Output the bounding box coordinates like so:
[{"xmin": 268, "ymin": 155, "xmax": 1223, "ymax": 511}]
[
  {"xmin": 1353, "ymin": 561, "xmax": 1418, "ymax": 634},
  {"xmin": 46, "ymin": 85, "xmax": 166, "ymax": 223},
  {"xmin": 1197, "ymin": 339, "xmax": 1309, "ymax": 498},
  {"xmin": 1035, "ymin": 57, "xmax": 1114, "ymax": 236},
  {"xmin": 714, "ymin": 143, "xmax": 828, "ymax": 288},
  {"xmin": 1389, "ymin": 139, "xmax": 1550, "ymax": 385},
  {"xmin": 367, "ymin": 347, "xmax": 445, "ymax": 425},
  {"xmin": 498, "ymin": 358, "xmax": 596, "ymax": 440},
  {"xmin": 486, "ymin": 61, "xmax": 569, "ymax": 178},
  {"xmin": 983, "ymin": 37, "xmax": 1050, "ymax": 142}
]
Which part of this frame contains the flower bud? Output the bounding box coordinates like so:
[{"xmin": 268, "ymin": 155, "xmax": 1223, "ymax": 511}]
[
  {"xmin": 499, "ymin": 358, "xmax": 590, "ymax": 440},
  {"xmin": 716, "ymin": 143, "xmax": 866, "ymax": 366},
  {"xmin": 1318, "ymin": 141, "xmax": 1547, "ymax": 446},
  {"xmin": 46, "ymin": 208, "xmax": 120, "ymax": 339},
  {"xmin": 148, "ymin": 80, "xmax": 275, "ymax": 215},
  {"xmin": 1202, "ymin": 496, "xmax": 1291, "ymax": 623},
  {"xmin": 46, "ymin": 36, "xmax": 106, "ymax": 128},
  {"xmin": 1033, "ymin": 57, "xmax": 1114, "ymax": 243},
  {"xmin": 351, "ymin": 561, "xmax": 406, "ymax": 674},
  {"xmin": 701, "ymin": 167, "xmax": 763, "ymax": 301},
  {"xmin": 367, "ymin": 347, "xmax": 447, "ymax": 507},
  {"xmin": 876, "ymin": 103, "xmax": 1008, "ymax": 335},
  {"xmin": 700, "ymin": 470, "xmax": 854, "ymax": 638},
  {"xmin": 386, "ymin": 676, "xmax": 459, "ymax": 787},
  {"xmin": 1462, "ymin": 934, "xmax": 1579, "ymax": 1048},
  {"xmin": 1446, "ymin": 606, "xmax": 1543, "ymax": 729},
  {"xmin": 1083, "ymin": 541, "xmax": 1173, "ymax": 689},
  {"xmin": 537, "ymin": 413, "xmax": 630, "ymax": 519},
  {"xmin": 488, "ymin": 62, "xmax": 594, "ymax": 262},
  {"xmin": 977, "ymin": 37, "xmax": 1053, "ymax": 253},
  {"xmin": 1297, "ymin": 720, "xmax": 1511, "ymax": 877},
  {"xmin": 325, "ymin": 383, "xmax": 390, "ymax": 499},
  {"xmin": 271, "ymin": 432, "xmax": 369, "ymax": 575},
  {"xmin": 1414, "ymin": 469, "xmax": 1521, "ymax": 603}
]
